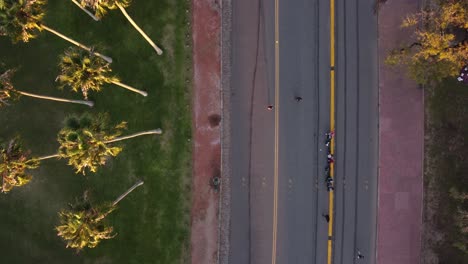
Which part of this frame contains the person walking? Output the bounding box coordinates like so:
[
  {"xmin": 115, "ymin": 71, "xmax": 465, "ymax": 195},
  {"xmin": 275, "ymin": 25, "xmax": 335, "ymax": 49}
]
[
  {"xmin": 322, "ymin": 213, "xmax": 330, "ymax": 223},
  {"xmin": 356, "ymin": 249, "xmax": 364, "ymax": 259}
]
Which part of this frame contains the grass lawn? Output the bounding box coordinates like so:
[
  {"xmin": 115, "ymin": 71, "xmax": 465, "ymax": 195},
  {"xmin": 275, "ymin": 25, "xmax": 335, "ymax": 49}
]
[
  {"xmin": 0, "ymin": 0, "xmax": 191, "ymax": 263},
  {"xmin": 424, "ymin": 79, "xmax": 468, "ymax": 263}
]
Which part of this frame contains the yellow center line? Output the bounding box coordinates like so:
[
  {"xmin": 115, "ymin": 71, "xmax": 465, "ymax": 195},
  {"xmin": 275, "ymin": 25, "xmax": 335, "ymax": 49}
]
[
  {"xmin": 327, "ymin": 0, "xmax": 336, "ymax": 263},
  {"xmin": 272, "ymin": 0, "xmax": 280, "ymax": 263}
]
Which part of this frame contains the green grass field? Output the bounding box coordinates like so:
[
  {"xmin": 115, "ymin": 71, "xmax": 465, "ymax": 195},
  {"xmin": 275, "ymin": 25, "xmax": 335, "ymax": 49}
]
[
  {"xmin": 425, "ymin": 79, "xmax": 468, "ymax": 263},
  {"xmin": 0, "ymin": 0, "xmax": 191, "ymax": 263}
]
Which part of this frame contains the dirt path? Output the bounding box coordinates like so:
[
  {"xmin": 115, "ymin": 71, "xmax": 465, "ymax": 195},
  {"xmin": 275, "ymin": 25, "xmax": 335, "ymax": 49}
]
[
  {"xmin": 377, "ymin": 1, "xmax": 424, "ymax": 263},
  {"xmin": 191, "ymin": 0, "xmax": 221, "ymax": 263}
]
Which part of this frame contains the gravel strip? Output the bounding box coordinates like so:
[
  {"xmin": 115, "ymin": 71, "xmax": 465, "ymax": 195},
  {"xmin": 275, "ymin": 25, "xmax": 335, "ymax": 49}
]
[{"xmin": 218, "ymin": 0, "xmax": 232, "ymax": 263}]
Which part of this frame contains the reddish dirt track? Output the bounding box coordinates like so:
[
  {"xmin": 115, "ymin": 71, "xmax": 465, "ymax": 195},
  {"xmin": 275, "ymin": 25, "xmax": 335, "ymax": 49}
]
[
  {"xmin": 191, "ymin": 0, "xmax": 221, "ymax": 263},
  {"xmin": 377, "ymin": 1, "xmax": 424, "ymax": 263}
]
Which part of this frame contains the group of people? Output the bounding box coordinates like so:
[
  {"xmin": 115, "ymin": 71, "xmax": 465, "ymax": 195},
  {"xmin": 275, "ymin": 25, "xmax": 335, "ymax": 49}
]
[
  {"xmin": 325, "ymin": 131, "xmax": 335, "ymax": 192},
  {"xmin": 266, "ymin": 100, "xmax": 368, "ymax": 261},
  {"xmin": 457, "ymin": 65, "xmax": 468, "ymax": 84},
  {"xmin": 323, "ymin": 130, "xmax": 366, "ymax": 261}
]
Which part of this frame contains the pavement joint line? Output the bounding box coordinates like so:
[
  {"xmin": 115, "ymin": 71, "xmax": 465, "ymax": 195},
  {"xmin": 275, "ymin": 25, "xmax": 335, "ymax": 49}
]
[{"xmin": 271, "ymin": 0, "xmax": 280, "ymax": 263}]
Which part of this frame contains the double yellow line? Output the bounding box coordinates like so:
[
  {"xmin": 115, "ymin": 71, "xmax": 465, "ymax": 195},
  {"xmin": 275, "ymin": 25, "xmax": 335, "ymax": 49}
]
[
  {"xmin": 328, "ymin": 0, "xmax": 336, "ymax": 263},
  {"xmin": 271, "ymin": 0, "xmax": 335, "ymax": 263}
]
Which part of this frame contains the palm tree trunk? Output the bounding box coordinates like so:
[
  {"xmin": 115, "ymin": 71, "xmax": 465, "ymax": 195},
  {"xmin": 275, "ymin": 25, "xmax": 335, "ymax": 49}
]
[
  {"xmin": 36, "ymin": 154, "xmax": 60, "ymax": 161},
  {"xmin": 16, "ymin": 90, "xmax": 94, "ymax": 107},
  {"xmin": 110, "ymin": 80, "xmax": 148, "ymax": 97},
  {"xmin": 0, "ymin": 98, "xmax": 10, "ymax": 106},
  {"xmin": 116, "ymin": 3, "xmax": 163, "ymax": 55},
  {"xmin": 112, "ymin": 180, "xmax": 144, "ymax": 206},
  {"xmin": 71, "ymin": 0, "xmax": 100, "ymax": 21},
  {"xmin": 40, "ymin": 24, "xmax": 113, "ymax": 63},
  {"xmin": 104, "ymin": 129, "xmax": 162, "ymax": 144}
]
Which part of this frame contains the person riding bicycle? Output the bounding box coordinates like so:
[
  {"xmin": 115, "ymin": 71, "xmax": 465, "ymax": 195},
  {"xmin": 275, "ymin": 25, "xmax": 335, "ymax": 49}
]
[{"xmin": 325, "ymin": 131, "xmax": 334, "ymax": 146}]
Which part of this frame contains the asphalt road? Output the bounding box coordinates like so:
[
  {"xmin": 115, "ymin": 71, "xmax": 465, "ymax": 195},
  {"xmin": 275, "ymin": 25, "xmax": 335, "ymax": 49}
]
[
  {"xmin": 228, "ymin": 0, "xmax": 378, "ymax": 263},
  {"xmin": 333, "ymin": 0, "xmax": 379, "ymax": 263}
]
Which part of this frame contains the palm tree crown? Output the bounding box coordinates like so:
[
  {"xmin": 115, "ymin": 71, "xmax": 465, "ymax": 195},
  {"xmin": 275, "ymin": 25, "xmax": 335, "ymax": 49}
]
[
  {"xmin": 79, "ymin": 0, "xmax": 130, "ymax": 19},
  {"xmin": 0, "ymin": 137, "xmax": 39, "ymax": 193},
  {"xmin": 57, "ymin": 47, "xmax": 146, "ymax": 98},
  {"xmin": 57, "ymin": 47, "xmax": 117, "ymax": 99},
  {"xmin": 56, "ymin": 191, "xmax": 116, "ymax": 251},
  {"xmin": 57, "ymin": 112, "xmax": 126, "ymax": 174},
  {"xmin": 0, "ymin": 0, "xmax": 45, "ymax": 43},
  {"xmin": 0, "ymin": 66, "xmax": 20, "ymax": 106}
]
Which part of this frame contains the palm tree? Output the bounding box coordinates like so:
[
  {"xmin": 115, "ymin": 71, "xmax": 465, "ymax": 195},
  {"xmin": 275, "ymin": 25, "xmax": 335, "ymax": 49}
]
[
  {"xmin": 56, "ymin": 180, "xmax": 144, "ymax": 251},
  {"xmin": 56, "ymin": 47, "xmax": 147, "ymax": 99},
  {"xmin": 0, "ymin": 137, "xmax": 37, "ymax": 193},
  {"xmin": 57, "ymin": 113, "xmax": 162, "ymax": 174},
  {"xmin": 1, "ymin": 113, "xmax": 161, "ymax": 182},
  {"xmin": 0, "ymin": 64, "xmax": 94, "ymax": 107},
  {"xmin": 0, "ymin": 137, "xmax": 58, "ymax": 193},
  {"xmin": 74, "ymin": 0, "xmax": 163, "ymax": 55},
  {"xmin": 0, "ymin": 0, "xmax": 112, "ymax": 63}
]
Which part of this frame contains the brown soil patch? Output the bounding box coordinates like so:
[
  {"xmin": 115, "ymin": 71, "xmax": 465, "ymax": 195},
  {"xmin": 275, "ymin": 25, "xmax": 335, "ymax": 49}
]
[{"xmin": 208, "ymin": 114, "xmax": 221, "ymax": 128}]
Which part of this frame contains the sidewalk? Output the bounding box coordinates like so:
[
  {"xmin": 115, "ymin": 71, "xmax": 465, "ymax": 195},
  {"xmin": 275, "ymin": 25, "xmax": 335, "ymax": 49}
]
[
  {"xmin": 191, "ymin": 0, "xmax": 221, "ymax": 263},
  {"xmin": 377, "ymin": 0, "xmax": 424, "ymax": 263}
]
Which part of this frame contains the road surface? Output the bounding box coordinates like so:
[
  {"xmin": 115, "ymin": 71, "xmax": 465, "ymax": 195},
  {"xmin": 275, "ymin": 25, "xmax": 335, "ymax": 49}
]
[{"xmin": 227, "ymin": 0, "xmax": 378, "ymax": 263}]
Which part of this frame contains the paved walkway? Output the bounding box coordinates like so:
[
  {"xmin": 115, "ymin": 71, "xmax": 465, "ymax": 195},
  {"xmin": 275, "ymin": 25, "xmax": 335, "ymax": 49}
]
[
  {"xmin": 377, "ymin": 0, "xmax": 424, "ymax": 263},
  {"xmin": 191, "ymin": 0, "xmax": 221, "ymax": 263}
]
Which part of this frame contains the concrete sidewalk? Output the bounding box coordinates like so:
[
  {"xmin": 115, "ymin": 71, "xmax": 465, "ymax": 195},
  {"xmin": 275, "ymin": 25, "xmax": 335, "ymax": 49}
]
[{"xmin": 377, "ymin": 0, "xmax": 424, "ymax": 263}]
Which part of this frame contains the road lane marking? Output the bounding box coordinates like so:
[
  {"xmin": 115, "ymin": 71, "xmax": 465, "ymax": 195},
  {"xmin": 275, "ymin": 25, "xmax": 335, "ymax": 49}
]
[
  {"xmin": 272, "ymin": 0, "xmax": 279, "ymax": 263},
  {"xmin": 327, "ymin": 0, "xmax": 336, "ymax": 263}
]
